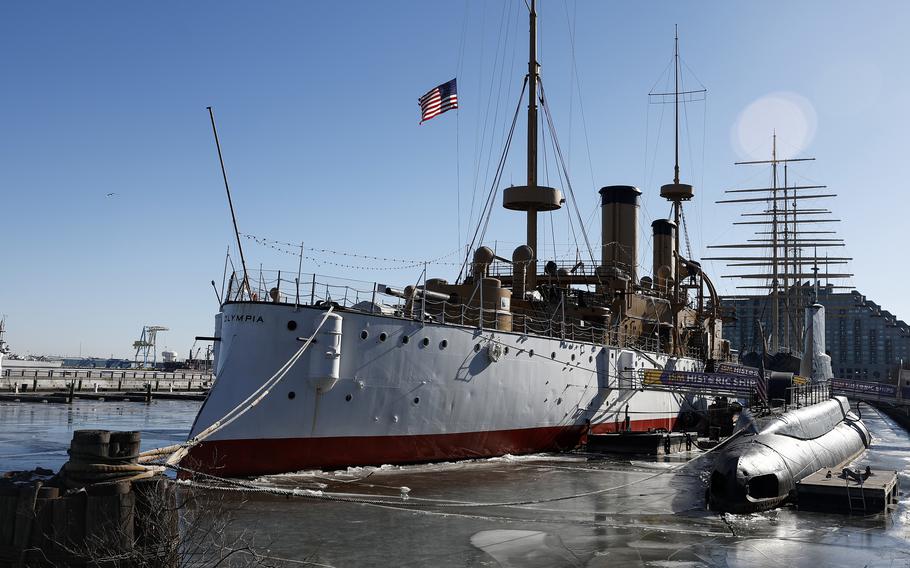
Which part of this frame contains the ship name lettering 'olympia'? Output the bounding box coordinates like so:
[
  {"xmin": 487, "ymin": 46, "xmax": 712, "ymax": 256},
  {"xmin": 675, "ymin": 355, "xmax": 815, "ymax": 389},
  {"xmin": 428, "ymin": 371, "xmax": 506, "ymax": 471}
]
[{"xmin": 185, "ymin": 3, "xmax": 733, "ymax": 477}]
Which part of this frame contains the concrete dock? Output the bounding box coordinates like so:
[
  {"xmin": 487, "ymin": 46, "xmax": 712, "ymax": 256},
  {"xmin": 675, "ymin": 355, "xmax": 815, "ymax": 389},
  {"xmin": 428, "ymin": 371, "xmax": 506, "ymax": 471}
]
[
  {"xmin": 587, "ymin": 431, "xmax": 696, "ymax": 455},
  {"xmin": 797, "ymin": 466, "xmax": 900, "ymax": 514},
  {"xmin": 1, "ymin": 368, "xmax": 211, "ymax": 402}
]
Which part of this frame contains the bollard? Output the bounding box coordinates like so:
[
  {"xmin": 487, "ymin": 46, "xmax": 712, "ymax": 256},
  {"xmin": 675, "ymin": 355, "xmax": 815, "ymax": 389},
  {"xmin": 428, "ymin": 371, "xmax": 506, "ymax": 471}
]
[{"xmin": 0, "ymin": 430, "xmax": 178, "ymax": 566}]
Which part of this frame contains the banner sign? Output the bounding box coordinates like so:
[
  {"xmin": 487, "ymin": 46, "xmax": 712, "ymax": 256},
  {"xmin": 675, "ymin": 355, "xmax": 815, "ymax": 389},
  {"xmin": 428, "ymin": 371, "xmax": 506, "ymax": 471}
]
[
  {"xmin": 831, "ymin": 379, "xmax": 897, "ymax": 398},
  {"xmin": 716, "ymin": 362, "xmax": 762, "ymax": 378},
  {"xmin": 642, "ymin": 370, "xmax": 757, "ymax": 393}
]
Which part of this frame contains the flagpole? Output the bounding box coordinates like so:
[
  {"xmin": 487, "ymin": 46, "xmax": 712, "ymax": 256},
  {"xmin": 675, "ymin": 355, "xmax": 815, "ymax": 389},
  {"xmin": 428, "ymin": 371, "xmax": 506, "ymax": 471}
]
[{"xmin": 207, "ymin": 106, "xmax": 251, "ymax": 299}]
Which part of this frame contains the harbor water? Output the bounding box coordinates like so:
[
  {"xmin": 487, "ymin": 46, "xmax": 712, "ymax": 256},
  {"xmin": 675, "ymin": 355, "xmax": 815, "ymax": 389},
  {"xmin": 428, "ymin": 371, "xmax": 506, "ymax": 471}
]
[{"xmin": 1, "ymin": 399, "xmax": 909, "ymax": 567}]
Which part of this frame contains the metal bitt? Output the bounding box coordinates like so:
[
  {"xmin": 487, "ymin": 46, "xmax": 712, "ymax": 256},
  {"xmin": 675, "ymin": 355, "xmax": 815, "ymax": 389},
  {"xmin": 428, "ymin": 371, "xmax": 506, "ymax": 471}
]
[{"xmin": 502, "ymin": 0, "xmax": 562, "ymax": 291}]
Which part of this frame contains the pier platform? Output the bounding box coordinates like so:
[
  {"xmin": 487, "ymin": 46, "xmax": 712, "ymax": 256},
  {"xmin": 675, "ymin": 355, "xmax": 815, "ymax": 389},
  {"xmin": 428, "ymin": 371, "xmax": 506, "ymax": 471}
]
[
  {"xmin": 796, "ymin": 466, "xmax": 899, "ymax": 514},
  {"xmin": 587, "ymin": 431, "xmax": 695, "ymax": 455},
  {"xmin": 0, "ymin": 388, "xmax": 207, "ymax": 404},
  {"xmin": 2, "ymin": 368, "xmax": 212, "ymax": 396}
]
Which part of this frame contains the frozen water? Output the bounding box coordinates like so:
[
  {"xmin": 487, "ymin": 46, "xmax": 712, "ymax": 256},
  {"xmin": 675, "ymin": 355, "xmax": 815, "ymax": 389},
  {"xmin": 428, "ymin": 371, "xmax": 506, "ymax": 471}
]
[{"xmin": 1, "ymin": 399, "xmax": 909, "ymax": 566}]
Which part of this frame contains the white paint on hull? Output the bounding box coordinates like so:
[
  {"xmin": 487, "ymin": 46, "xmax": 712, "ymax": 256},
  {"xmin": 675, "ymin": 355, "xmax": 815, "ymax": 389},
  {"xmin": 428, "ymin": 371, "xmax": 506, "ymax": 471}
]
[{"xmin": 191, "ymin": 303, "xmax": 704, "ymax": 452}]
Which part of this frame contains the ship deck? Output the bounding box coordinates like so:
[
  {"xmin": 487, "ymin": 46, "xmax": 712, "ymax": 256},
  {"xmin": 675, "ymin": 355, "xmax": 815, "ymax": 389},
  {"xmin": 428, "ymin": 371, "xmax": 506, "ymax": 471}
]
[{"xmin": 224, "ymin": 269, "xmax": 708, "ymax": 359}]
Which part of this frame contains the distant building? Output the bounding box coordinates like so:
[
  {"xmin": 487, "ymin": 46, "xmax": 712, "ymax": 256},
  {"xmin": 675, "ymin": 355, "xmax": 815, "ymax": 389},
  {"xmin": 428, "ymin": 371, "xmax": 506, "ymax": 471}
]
[{"xmin": 720, "ymin": 285, "xmax": 910, "ymax": 382}]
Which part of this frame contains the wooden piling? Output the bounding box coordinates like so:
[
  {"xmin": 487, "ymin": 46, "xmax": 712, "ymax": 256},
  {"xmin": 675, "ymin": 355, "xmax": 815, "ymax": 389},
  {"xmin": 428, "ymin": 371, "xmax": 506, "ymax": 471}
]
[{"xmin": 0, "ymin": 430, "xmax": 178, "ymax": 567}]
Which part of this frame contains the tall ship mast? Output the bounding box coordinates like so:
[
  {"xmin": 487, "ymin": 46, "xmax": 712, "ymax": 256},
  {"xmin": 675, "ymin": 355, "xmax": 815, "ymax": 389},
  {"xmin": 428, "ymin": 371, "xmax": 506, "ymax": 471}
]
[
  {"xmin": 707, "ymin": 135, "xmax": 852, "ymax": 369},
  {"xmin": 184, "ymin": 5, "xmax": 729, "ymax": 477}
]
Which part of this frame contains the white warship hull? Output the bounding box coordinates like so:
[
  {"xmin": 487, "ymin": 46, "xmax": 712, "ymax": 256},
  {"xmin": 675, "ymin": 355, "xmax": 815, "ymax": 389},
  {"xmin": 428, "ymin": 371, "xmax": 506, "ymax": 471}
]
[{"xmin": 187, "ymin": 302, "xmax": 704, "ymax": 476}]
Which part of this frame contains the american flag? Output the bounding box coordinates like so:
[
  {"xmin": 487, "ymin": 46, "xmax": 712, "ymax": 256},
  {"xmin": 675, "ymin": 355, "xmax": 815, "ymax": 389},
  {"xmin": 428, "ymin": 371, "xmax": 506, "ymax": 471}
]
[{"xmin": 418, "ymin": 79, "xmax": 458, "ymax": 123}]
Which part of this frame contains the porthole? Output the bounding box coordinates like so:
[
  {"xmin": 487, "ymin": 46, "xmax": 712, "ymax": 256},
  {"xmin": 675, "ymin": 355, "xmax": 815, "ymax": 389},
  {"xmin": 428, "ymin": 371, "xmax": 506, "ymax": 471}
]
[
  {"xmin": 571, "ymin": 354, "xmax": 576, "ymax": 361},
  {"xmin": 422, "ymin": 337, "xmax": 430, "ymax": 347},
  {"xmin": 413, "ymin": 397, "xmax": 420, "ymax": 404},
  {"xmin": 379, "ymin": 332, "xmax": 388, "ymax": 342},
  {"xmin": 440, "ymin": 340, "xmax": 448, "ymax": 349},
  {"xmin": 474, "ymin": 343, "xmax": 481, "ymax": 353},
  {"xmin": 589, "ymin": 356, "xmax": 593, "ymax": 363},
  {"xmin": 360, "ymin": 330, "xmax": 369, "ymax": 340},
  {"xmin": 551, "ymin": 352, "xmax": 556, "ymax": 359},
  {"xmin": 288, "ymin": 391, "xmax": 296, "ymax": 400},
  {"xmin": 402, "ymin": 335, "xmax": 410, "ymax": 344},
  {"xmin": 504, "ymin": 346, "xmax": 510, "ymax": 355},
  {"xmin": 529, "ymin": 349, "xmax": 534, "ymax": 357},
  {"xmin": 287, "ymin": 320, "xmax": 297, "ymax": 331},
  {"xmin": 345, "ymin": 394, "xmax": 352, "ymax": 402}
]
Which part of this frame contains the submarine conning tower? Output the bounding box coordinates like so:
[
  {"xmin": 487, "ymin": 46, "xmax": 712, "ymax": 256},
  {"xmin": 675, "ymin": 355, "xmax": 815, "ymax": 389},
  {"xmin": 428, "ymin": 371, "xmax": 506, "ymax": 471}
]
[
  {"xmin": 651, "ymin": 219, "xmax": 677, "ymax": 291},
  {"xmin": 599, "ymin": 185, "xmax": 641, "ymax": 284}
]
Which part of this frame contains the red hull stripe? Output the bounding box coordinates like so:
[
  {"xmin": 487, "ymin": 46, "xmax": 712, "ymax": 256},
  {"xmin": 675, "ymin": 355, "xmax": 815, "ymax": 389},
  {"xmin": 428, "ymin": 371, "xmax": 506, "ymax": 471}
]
[{"xmin": 185, "ymin": 418, "xmax": 677, "ymax": 477}]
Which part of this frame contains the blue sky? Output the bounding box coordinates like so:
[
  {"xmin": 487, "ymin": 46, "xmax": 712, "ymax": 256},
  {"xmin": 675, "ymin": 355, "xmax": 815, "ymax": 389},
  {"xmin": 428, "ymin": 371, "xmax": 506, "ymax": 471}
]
[{"xmin": 2, "ymin": 1, "xmax": 907, "ymax": 358}]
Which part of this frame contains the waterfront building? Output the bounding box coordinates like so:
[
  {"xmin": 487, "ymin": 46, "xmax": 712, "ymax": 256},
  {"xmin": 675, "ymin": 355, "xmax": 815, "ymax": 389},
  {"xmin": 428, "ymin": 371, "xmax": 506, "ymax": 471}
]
[{"xmin": 721, "ymin": 284, "xmax": 910, "ymax": 382}]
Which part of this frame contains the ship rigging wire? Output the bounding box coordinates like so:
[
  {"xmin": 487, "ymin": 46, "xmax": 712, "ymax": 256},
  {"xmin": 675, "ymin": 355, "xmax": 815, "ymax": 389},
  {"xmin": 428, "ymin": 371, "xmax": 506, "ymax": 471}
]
[
  {"xmin": 466, "ymin": 1, "xmax": 519, "ymax": 256},
  {"xmin": 538, "ymin": 79, "xmax": 602, "ymax": 289},
  {"xmin": 242, "ymin": 234, "xmax": 464, "ymax": 270},
  {"xmin": 458, "ymin": 76, "xmax": 528, "ymax": 282},
  {"xmin": 158, "ymin": 433, "xmax": 729, "ymax": 516}
]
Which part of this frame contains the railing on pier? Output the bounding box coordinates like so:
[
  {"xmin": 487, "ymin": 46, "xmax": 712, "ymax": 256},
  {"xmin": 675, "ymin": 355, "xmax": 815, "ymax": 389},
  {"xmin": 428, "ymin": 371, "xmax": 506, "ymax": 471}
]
[
  {"xmin": 2, "ymin": 368, "xmax": 212, "ymax": 381},
  {"xmin": 2, "ymin": 368, "xmax": 213, "ymax": 395},
  {"xmin": 633, "ymin": 368, "xmax": 761, "ymax": 399},
  {"xmin": 631, "ymin": 368, "xmax": 833, "ymax": 411},
  {"xmin": 831, "ymin": 378, "xmax": 910, "ymax": 405}
]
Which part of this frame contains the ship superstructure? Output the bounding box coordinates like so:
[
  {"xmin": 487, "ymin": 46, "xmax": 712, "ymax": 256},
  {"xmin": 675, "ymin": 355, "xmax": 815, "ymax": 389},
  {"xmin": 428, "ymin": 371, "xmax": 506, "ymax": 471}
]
[{"xmin": 186, "ymin": 4, "xmax": 730, "ymax": 476}]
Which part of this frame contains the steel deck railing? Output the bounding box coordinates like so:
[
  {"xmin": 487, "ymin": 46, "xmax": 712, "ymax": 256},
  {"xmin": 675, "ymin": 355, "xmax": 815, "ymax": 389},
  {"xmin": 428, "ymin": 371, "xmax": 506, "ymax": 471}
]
[{"xmin": 223, "ymin": 269, "xmax": 713, "ymax": 359}]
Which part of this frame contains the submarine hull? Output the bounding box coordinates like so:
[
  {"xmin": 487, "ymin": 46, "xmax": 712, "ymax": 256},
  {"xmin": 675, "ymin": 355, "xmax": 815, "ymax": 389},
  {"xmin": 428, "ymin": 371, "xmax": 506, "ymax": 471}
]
[{"xmin": 708, "ymin": 396, "xmax": 870, "ymax": 513}]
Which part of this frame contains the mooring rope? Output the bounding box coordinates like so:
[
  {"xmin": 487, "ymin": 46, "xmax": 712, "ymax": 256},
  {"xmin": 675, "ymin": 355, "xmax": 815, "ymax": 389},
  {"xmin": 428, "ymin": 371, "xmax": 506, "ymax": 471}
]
[
  {"xmin": 135, "ymin": 307, "xmax": 335, "ymax": 468},
  {"xmin": 158, "ymin": 440, "xmax": 723, "ymax": 511}
]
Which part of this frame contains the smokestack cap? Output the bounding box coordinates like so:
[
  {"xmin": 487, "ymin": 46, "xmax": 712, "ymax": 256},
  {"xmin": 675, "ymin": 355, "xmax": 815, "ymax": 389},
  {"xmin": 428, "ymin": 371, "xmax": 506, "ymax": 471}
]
[
  {"xmin": 599, "ymin": 185, "xmax": 641, "ymax": 205},
  {"xmin": 651, "ymin": 219, "xmax": 677, "ymax": 236}
]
